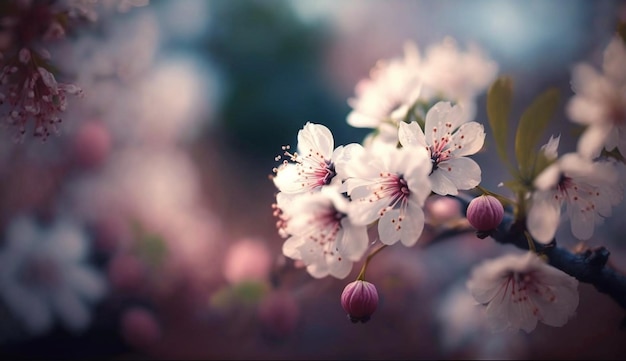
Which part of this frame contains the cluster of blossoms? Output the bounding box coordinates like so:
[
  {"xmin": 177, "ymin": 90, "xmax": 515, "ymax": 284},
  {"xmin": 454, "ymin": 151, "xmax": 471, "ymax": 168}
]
[
  {"xmin": 524, "ymin": 34, "xmax": 626, "ymax": 246},
  {"xmin": 271, "ymin": 33, "xmax": 626, "ymax": 333},
  {"xmin": 0, "ymin": 0, "xmax": 148, "ymax": 142}
]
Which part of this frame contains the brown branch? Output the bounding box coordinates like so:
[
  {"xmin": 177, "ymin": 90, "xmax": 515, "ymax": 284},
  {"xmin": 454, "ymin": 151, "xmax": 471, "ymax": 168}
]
[{"xmin": 453, "ymin": 193, "xmax": 626, "ymax": 316}]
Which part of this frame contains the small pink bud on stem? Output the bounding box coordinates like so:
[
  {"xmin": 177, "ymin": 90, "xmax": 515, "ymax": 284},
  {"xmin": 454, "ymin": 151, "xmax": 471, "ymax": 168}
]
[
  {"xmin": 341, "ymin": 280, "xmax": 379, "ymax": 323},
  {"xmin": 466, "ymin": 194, "xmax": 504, "ymax": 238}
]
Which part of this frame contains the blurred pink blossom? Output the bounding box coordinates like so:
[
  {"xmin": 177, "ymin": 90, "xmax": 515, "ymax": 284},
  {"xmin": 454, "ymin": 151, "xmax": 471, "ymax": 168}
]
[{"xmin": 223, "ymin": 238, "xmax": 272, "ymax": 285}]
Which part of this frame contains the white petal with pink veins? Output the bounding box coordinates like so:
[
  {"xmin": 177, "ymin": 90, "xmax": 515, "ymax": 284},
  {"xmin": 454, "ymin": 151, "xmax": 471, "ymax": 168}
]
[
  {"xmin": 326, "ymin": 250, "xmax": 352, "ymax": 279},
  {"xmin": 450, "ymin": 122, "xmax": 485, "ymax": 157},
  {"xmin": 298, "ymin": 122, "xmax": 334, "ymax": 159},
  {"xmin": 424, "ymin": 102, "xmax": 466, "ymax": 145},
  {"xmin": 429, "ymin": 168, "xmax": 459, "ymax": 196},
  {"xmin": 349, "ymin": 186, "xmax": 392, "ymax": 226},
  {"xmin": 467, "ymin": 252, "xmax": 579, "ymax": 333},
  {"xmin": 434, "ymin": 157, "xmax": 481, "ymax": 195}
]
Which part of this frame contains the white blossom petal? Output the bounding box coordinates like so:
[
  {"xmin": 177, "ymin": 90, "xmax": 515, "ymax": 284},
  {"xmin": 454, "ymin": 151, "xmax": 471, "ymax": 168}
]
[
  {"xmin": 429, "ymin": 168, "xmax": 458, "ymax": 196},
  {"xmin": 349, "ymin": 186, "xmax": 391, "ymax": 225},
  {"xmin": 400, "ymin": 199, "xmax": 425, "ymax": 246},
  {"xmin": 424, "ymin": 101, "xmax": 466, "ymax": 145},
  {"xmin": 533, "ymin": 163, "xmax": 561, "ymax": 191},
  {"xmin": 528, "ymin": 194, "xmax": 561, "ymax": 244},
  {"xmin": 450, "ymin": 122, "xmax": 485, "ymax": 157},
  {"xmin": 337, "ymin": 218, "xmax": 369, "ymax": 261},
  {"xmin": 326, "ymin": 250, "xmax": 352, "ymax": 279},
  {"xmin": 272, "ymin": 163, "xmax": 302, "ymax": 193},
  {"xmin": 398, "ymin": 121, "xmax": 427, "ymax": 149},
  {"xmin": 577, "ymin": 124, "xmax": 613, "ymax": 159},
  {"xmin": 378, "ymin": 207, "xmax": 401, "ymax": 245},
  {"xmin": 306, "ymin": 263, "xmax": 330, "ymax": 279},
  {"xmin": 298, "ymin": 122, "xmax": 334, "ymax": 159},
  {"xmin": 603, "ymin": 35, "xmax": 626, "ymax": 84},
  {"xmin": 433, "ymin": 157, "xmax": 481, "ymax": 195},
  {"xmin": 282, "ymin": 236, "xmax": 304, "ymax": 260}
]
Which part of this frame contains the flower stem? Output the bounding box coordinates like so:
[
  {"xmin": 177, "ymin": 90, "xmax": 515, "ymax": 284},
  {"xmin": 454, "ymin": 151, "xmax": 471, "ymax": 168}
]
[
  {"xmin": 356, "ymin": 244, "xmax": 388, "ymax": 281},
  {"xmin": 524, "ymin": 230, "xmax": 537, "ymax": 254},
  {"xmin": 474, "ymin": 185, "xmax": 516, "ymax": 207},
  {"xmin": 515, "ymin": 190, "xmax": 527, "ymax": 221}
]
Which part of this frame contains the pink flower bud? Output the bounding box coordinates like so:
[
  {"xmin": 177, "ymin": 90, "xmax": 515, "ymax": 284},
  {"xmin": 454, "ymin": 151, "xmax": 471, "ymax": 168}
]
[
  {"xmin": 341, "ymin": 280, "xmax": 379, "ymax": 323},
  {"xmin": 466, "ymin": 195, "xmax": 504, "ymax": 232}
]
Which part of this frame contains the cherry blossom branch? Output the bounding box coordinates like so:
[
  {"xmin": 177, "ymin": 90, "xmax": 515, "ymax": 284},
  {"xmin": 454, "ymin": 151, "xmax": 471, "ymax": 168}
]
[{"xmin": 453, "ymin": 192, "xmax": 626, "ymax": 315}]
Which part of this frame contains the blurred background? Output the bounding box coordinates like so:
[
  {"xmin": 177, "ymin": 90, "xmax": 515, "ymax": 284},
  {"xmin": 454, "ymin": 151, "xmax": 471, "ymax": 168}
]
[{"xmin": 1, "ymin": 0, "xmax": 626, "ymax": 359}]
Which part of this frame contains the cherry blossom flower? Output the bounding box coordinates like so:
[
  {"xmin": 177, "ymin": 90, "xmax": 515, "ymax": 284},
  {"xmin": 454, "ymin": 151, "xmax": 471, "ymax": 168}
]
[
  {"xmin": 346, "ymin": 38, "xmax": 495, "ymax": 149},
  {"xmin": 346, "ymin": 41, "xmax": 422, "ymax": 131},
  {"xmin": 566, "ymin": 35, "xmax": 626, "ymax": 159},
  {"xmin": 527, "ymin": 152, "xmax": 623, "ymax": 243},
  {"xmin": 346, "ymin": 145, "xmax": 432, "ymax": 247},
  {"xmin": 437, "ymin": 281, "xmax": 529, "ymax": 358},
  {"xmin": 467, "ymin": 252, "xmax": 579, "ymax": 333},
  {"xmin": 0, "ymin": 216, "xmax": 107, "ymax": 335},
  {"xmin": 398, "ymin": 101, "xmax": 485, "ymax": 195},
  {"xmin": 272, "ymin": 122, "xmax": 346, "ymax": 195},
  {"xmin": 280, "ymin": 186, "xmax": 368, "ymax": 279},
  {"xmin": 0, "ymin": 48, "xmax": 83, "ymax": 141},
  {"xmin": 419, "ymin": 37, "xmax": 498, "ymax": 122}
]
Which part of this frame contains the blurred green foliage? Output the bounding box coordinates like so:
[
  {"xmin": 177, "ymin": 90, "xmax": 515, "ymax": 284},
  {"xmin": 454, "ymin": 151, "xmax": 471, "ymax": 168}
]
[{"xmin": 204, "ymin": 0, "xmax": 350, "ymax": 159}]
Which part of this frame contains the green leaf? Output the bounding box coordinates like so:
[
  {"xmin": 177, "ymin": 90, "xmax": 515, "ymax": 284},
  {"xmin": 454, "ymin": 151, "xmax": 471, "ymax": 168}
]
[
  {"xmin": 209, "ymin": 281, "xmax": 269, "ymax": 310},
  {"xmin": 130, "ymin": 220, "xmax": 168, "ymax": 268},
  {"xmin": 531, "ymin": 152, "xmax": 557, "ymax": 180},
  {"xmin": 486, "ymin": 76, "xmax": 513, "ymax": 166},
  {"xmin": 502, "ymin": 179, "xmax": 527, "ymax": 194},
  {"xmin": 514, "ymin": 88, "xmax": 560, "ymax": 179},
  {"xmin": 136, "ymin": 233, "xmax": 168, "ymax": 268}
]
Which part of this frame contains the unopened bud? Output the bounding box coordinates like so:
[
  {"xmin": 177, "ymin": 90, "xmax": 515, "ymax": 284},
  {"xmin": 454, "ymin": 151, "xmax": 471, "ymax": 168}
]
[
  {"xmin": 341, "ymin": 280, "xmax": 379, "ymax": 323},
  {"xmin": 466, "ymin": 195, "xmax": 504, "ymax": 236}
]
